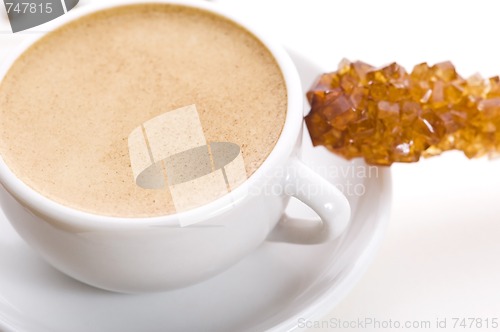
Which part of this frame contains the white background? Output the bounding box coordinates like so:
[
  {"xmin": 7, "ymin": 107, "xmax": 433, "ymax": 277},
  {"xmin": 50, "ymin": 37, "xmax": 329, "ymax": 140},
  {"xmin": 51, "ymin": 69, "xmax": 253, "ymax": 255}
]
[{"xmin": 1, "ymin": 1, "xmax": 500, "ymax": 331}]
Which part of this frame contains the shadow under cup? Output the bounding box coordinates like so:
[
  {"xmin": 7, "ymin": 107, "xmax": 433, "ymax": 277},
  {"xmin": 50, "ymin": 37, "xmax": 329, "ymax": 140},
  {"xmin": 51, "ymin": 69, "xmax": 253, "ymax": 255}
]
[{"xmin": 0, "ymin": 0, "xmax": 347, "ymax": 293}]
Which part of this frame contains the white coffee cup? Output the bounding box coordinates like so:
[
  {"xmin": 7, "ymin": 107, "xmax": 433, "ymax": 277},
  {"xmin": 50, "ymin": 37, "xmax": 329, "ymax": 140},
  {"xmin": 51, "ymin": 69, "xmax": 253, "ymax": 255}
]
[{"xmin": 0, "ymin": 0, "xmax": 350, "ymax": 293}]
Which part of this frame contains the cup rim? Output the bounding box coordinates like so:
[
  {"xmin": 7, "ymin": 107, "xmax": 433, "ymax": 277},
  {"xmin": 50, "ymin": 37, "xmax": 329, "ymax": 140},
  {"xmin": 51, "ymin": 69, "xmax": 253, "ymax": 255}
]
[{"xmin": 0, "ymin": 0, "xmax": 304, "ymax": 229}]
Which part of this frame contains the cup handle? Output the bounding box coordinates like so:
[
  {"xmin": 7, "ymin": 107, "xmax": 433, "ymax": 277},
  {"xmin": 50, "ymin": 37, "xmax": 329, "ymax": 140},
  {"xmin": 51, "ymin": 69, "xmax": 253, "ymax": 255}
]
[{"xmin": 267, "ymin": 157, "xmax": 351, "ymax": 244}]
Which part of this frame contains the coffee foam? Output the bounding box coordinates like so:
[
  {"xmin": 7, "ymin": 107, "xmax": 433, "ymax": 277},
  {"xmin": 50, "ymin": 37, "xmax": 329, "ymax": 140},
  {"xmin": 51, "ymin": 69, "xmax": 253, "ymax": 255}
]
[{"xmin": 0, "ymin": 4, "xmax": 287, "ymax": 217}]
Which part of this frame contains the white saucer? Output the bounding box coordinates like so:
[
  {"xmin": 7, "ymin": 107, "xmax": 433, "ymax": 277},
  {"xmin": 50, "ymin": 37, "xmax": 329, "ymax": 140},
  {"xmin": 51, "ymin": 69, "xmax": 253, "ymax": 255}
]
[{"xmin": 0, "ymin": 49, "xmax": 392, "ymax": 332}]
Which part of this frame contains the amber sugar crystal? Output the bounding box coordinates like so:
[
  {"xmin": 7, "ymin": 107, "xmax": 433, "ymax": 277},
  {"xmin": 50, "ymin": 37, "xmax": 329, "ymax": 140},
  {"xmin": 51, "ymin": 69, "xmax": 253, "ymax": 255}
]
[{"xmin": 305, "ymin": 60, "xmax": 500, "ymax": 165}]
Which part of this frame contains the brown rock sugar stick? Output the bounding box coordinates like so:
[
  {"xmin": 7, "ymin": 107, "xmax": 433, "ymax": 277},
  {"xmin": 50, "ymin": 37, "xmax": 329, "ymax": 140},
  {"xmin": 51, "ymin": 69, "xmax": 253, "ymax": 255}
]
[{"xmin": 306, "ymin": 60, "xmax": 500, "ymax": 166}]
